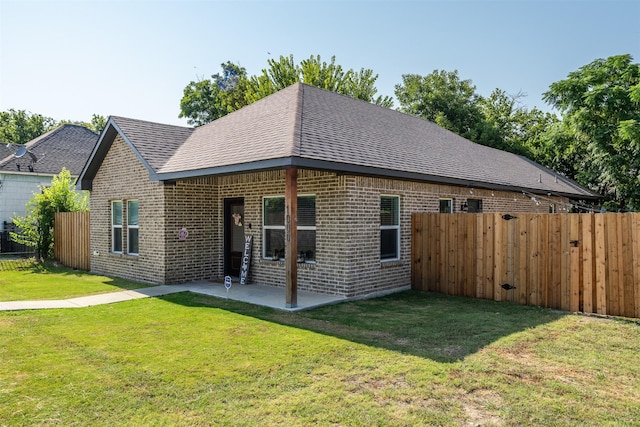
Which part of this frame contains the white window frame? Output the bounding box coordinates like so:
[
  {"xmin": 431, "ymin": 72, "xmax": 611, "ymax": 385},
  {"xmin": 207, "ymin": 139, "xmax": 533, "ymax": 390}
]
[
  {"xmin": 111, "ymin": 200, "xmax": 123, "ymax": 253},
  {"xmin": 380, "ymin": 195, "xmax": 400, "ymax": 262},
  {"xmin": 127, "ymin": 200, "xmax": 139, "ymax": 255},
  {"xmin": 262, "ymin": 195, "xmax": 316, "ymax": 262},
  {"xmin": 439, "ymin": 198, "xmax": 453, "ymax": 213}
]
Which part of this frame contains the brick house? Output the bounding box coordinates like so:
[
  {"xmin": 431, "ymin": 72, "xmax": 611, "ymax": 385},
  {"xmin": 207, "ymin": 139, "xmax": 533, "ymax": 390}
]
[{"xmin": 78, "ymin": 83, "xmax": 597, "ymax": 304}]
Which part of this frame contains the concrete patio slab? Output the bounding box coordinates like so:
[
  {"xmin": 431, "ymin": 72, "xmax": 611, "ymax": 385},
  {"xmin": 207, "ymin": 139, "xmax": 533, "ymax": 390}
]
[
  {"xmin": 0, "ymin": 282, "xmax": 351, "ymax": 312},
  {"xmin": 180, "ymin": 281, "xmax": 348, "ymax": 311}
]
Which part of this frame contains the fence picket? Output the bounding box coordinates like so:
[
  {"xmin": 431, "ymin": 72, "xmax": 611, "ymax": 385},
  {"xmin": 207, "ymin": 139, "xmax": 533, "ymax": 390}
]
[{"xmin": 581, "ymin": 215, "xmax": 594, "ymax": 314}]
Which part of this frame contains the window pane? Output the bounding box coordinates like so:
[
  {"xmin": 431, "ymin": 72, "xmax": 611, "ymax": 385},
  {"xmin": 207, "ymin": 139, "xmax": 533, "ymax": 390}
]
[
  {"xmin": 264, "ymin": 198, "xmax": 284, "ymax": 226},
  {"xmin": 265, "ymin": 229, "xmax": 285, "ymax": 259},
  {"xmin": 381, "ymin": 196, "xmax": 399, "ymax": 225},
  {"xmin": 298, "ymin": 230, "xmax": 316, "ymax": 261},
  {"xmin": 439, "ymin": 199, "xmax": 452, "ymax": 213},
  {"xmin": 380, "ymin": 229, "xmax": 398, "ymax": 260},
  {"xmin": 298, "ymin": 196, "xmax": 316, "ymax": 226},
  {"xmin": 127, "ymin": 200, "xmax": 139, "ymax": 225},
  {"xmin": 113, "ymin": 228, "xmax": 122, "ymax": 252},
  {"xmin": 128, "ymin": 228, "xmax": 139, "ymax": 254},
  {"xmin": 112, "ymin": 201, "xmax": 122, "ymax": 226},
  {"xmin": 467, "ymin": 199, "xmax": 483, "ymax": 213}
]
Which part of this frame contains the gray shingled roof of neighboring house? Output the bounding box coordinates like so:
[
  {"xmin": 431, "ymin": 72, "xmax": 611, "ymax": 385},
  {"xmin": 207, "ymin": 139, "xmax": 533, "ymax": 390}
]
[
  {"xmin": 0, "ymin": 124, "xmax": 98, "ymax": 175},
  {"xmin": 0, "ymin": 143, "xmax": 13, "ymax": 161},
  {"xmin": 79, "ymin": 83, "xmax": 599, "ymax": 199}
]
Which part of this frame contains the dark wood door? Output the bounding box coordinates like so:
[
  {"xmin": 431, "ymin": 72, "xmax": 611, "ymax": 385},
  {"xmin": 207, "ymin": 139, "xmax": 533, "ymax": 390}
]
[{"xmin": 224, "ymin": 198, "xmax": 244, "ymax": 277}]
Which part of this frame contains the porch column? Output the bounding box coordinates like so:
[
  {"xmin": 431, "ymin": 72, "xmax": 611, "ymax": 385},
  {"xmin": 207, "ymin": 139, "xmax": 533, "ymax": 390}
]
[{"xmin": 285, "ymin": 166, "xmax": 298, "ymax": 308}]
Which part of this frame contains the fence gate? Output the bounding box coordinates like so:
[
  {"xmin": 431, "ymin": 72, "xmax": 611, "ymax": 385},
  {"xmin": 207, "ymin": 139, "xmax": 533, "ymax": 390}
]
[{"xmin": 412, "ymin": 213, "xmax": 640, "ymax": 318}]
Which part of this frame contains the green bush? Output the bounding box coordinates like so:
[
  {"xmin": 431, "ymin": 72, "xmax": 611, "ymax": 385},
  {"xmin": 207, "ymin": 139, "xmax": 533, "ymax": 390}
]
[{"xmin": 10, "ymin": 168, "xmax": 88, "ymax": 259}]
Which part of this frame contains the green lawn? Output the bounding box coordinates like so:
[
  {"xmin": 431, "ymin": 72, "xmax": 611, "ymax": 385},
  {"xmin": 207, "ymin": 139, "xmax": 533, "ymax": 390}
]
[
  {"xmin": 0, "ymin": 258, "xmax": 151, "ymax": 301},
  {"xmin": 1, "ymin": 264, "xmax": 639, "ymax": 425}
]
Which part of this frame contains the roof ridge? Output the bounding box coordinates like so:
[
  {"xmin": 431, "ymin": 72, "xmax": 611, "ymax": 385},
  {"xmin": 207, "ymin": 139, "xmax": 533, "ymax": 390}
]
[
  {"xmin": 287, "ymin": 82, "xmax": 304, "ymax": 157},
  {"xmin": 56, "ymin": 123, "xmax": 99, "ymax": 134},
  {"xmin": 110, "ymin": 115, "xmax": 193, "ymax": 131}
]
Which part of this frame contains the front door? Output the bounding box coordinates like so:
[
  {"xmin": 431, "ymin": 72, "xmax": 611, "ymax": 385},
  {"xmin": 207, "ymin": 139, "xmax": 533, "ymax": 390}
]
[{"xmin": 224, "ymin": 198, "xmax": 244, "ymax": 277}]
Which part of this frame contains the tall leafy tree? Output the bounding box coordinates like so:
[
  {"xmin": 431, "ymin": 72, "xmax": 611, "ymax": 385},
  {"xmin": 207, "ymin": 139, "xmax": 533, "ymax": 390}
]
[
  {"xmin": 543, "ymin": 54, "xmax": 640, "ymax": 210},
  {"xmin": 88, "ymin": 114, "xmax": 107, "ymax": 134},
  {"xmin": 478, "ymin": 89, "xmax": 560, "ymax": 157},
  {"xmin": 529, "ymin": 120, "xmax": 583, "ymax": 180},
  {"xmin": 180, "ymin": 55, "xmax": 392, "ymax": 125},
  {"xmin": 0, "ymin": 109, "xmax": 57, "ymax": 145},
  {"xmin": 343, "ymin": 68, "xmax": 393, "ymax": 108},
  {"xmin": 395, "ymin": 70, "xmax": 485, "ymax": 143},
  {"xmin": 246, "ymin": 55, "xmax": 392, "ymax": 107},
  {"xmin": 11, "ymin": 168, "xmax": 88, "ymax": 259},
  {"xmin": 179, "ymin": 62, "xmax": 249, "ymax": 126}
]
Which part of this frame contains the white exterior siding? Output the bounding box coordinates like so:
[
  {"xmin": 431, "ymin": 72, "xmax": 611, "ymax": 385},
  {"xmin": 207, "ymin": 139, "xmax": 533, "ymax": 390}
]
[{"xmin": 0, "ymin": 173, "xmax": 52, "ymax": 230}]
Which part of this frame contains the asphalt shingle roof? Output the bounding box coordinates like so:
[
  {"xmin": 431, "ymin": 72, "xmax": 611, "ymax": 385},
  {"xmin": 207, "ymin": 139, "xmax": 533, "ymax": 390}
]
[
  {"xmin": 80, "ymin": 83, "xmax": 598, "ymax": 199},
  {"xmin": 110, "ymin": 116, "xmax": 194, "ymax": 172},
  {"xmin": 0, "ymin": 124, "xmax": 98, "ymax": 175}
]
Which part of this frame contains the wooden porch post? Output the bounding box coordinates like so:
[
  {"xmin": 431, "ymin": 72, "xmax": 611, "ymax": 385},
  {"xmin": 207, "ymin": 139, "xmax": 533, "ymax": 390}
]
[{"xmin": 285, "ymin": 166, "xmax": 298, "ymax": 308}]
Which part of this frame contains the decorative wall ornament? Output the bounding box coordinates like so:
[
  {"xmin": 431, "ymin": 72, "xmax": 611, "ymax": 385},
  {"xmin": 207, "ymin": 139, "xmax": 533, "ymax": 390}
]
[
  {"xmin": 232, "ymin": 212, "xmax": 242, "ymax": 227},
  {"xmin": 178, "ymin": 227, "xmax": 189, "ymax": 240}
]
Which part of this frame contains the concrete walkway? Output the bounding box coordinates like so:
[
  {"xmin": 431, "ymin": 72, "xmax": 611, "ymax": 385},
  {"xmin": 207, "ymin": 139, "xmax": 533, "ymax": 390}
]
[{"xmin": 0, "ymin": 281, "xmax": 349, "ymax": 312}]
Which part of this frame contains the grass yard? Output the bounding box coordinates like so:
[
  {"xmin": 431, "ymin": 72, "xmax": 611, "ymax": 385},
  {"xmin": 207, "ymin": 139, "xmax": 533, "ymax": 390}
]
[
  {"xmin": 1, "ymin": 265, "xmax": 639, "ymax": 426},
  {"xmin": 0, "ymin": 259, "xmax": 151, "ymax": 301}
]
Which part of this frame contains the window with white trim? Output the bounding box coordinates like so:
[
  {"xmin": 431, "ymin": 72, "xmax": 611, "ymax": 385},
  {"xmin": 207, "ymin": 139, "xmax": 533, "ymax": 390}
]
[
  {"xmin": 127, "ymin": 200, "xmax": 139, "ymax": 255},
  {"xmin": 380, "ymin": 195, "xmax": 400, "ymax": 261},
  {"xmin": 111, "ymin": 200, "xmax": 123, "ymax": 253},
  {"xmin": 263, "ymin": 195, "xmax": 316, "ymax": 262}
]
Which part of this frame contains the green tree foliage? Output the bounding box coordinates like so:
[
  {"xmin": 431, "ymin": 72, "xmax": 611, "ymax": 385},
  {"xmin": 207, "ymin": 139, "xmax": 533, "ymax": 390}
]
[
  {"xmin": 395, "ymin": 70, "xmax": 485, "ymax": 143},
  {"xmin": 179, "ymin": 55, "xmax": 392, "ymax": 125},
  {"xmin": 543, "ymin": 54, "xmax": 640, "ymax": 210},
  {"xmin": 60, "ymin": 114, "xmax": 108, "ymax": 134},
  {"xmin": 394, "ymin": 70, "xmax": 553, "ymax": 158},
  {"xmin": 179, "ymin": 62, "xmax": 249, "ymax": 126},
  {"xmin": 10, "ymin": 168, "xmax": 88, "ymax": 259},
  {"xmin": 0, "ymin": 109, "xmax": 57, "ymax": 145},
  {"xmin": 247, "ymin": 55, "xmax": 393, "ymax": 107},
  {"xmin": 524, "ymin": 120, "xmax": 582, "ymax": 180},
  {"xmin": 88, "ymin": 114, "xmax": 107, "ymax": 134},
  {"xmin": 478, "ymin": 89, "xmax": 559, "ymax": 157}
]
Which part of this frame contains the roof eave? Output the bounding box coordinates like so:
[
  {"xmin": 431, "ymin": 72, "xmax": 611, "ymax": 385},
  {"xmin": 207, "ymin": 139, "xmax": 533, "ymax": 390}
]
[{"xmin": 154, "ymin": 156, "xmax": 600, "ymax": 200}]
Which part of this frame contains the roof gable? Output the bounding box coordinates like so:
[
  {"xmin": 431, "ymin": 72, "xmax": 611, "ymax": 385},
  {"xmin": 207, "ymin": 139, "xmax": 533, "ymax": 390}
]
[
  {"xmin": 0, "ymin": 124, "xmax": 98, "ymax": 175},
  {"xmin": 78, "ymin": 116, "xmax": 194, "ymax": 190}
]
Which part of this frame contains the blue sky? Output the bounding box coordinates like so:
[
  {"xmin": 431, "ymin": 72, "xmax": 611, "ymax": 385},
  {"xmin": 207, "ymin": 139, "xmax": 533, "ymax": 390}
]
[{"xmin": 1, "ymin": 0, "xmax": 638, "ymax": 126}]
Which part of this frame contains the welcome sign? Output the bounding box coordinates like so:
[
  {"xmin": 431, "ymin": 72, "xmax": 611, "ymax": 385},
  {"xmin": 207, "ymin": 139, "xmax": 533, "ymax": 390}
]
[{"xmin": 239, "ymin": 235, "xmax": 253, "ymax": 285}]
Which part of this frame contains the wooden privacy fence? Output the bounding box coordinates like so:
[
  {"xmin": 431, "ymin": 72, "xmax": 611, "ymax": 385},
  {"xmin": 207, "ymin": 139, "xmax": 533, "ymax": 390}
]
[
  {"xmin": 54, "ymin": 212, "xmax": 90, "ymax": 271},
  {"xmin": 412, "ymin": 213, "xmax": 640, "ymax": 318}
]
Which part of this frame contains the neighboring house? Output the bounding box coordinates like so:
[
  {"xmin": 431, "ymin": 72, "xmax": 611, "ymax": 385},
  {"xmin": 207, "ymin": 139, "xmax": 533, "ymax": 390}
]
[
  {"xmin": 0, "ymin": 125, "xmax": 99, "ymax": 247},
  {"xmin": 78, "ymin": 83, "xmax": 598, "ymax": 301}
]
